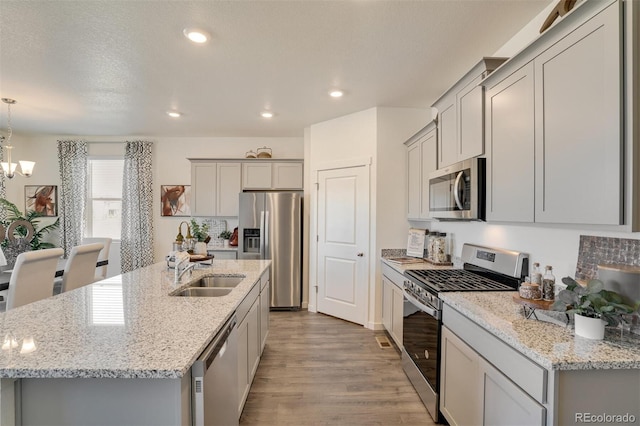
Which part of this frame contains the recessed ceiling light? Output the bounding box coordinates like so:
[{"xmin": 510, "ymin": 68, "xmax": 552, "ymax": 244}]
[
  {"xmin": 183, "ymin": 28, "xmax": 209, "ymax": 44},
  {"xmin": 261, "ymin": 111, "xmax": 274, "ymax": 118},
  {"xmin": 329, "ymin": 90, "xmax": 344, "ymax": 98},
  {"xmin": 167, "ymin": 111, "xmax": 182, "ymax": 118}
]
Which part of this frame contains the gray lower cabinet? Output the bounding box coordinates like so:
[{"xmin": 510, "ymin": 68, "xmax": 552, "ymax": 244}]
[
  {"xmin": 18, "ymin": 377, "xmax": 191, "ymax": 426},
  {"xmin": 381, "ymin": 263, "xmax": 404, "ymax": 348},
  {"xmin": 479, "ymin": 357, "xmax": 545, "ymax": 426},
  {"xmin": 259, "ymin": 271, "xmax": 270, "ymax": 353},
  {"xmin": 442, "ymin": 302, "xmax": 640, "ymax": 426},
  {"xmin": 440, "ymin": 326, "xmax": 481, "ymax": 425},
  {"xmin": 441, "ymin": 306, "xmax": 546, "ymax": 426},
  {"xmin": 442, "ymin": 325, "xmax": 545, "ymax": 426},
  {"xmin": 237, "ymin": 282, "xmax": 261, "ymax": 417}
]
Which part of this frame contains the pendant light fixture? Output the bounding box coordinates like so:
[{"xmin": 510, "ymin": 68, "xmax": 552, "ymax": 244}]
[{"xmin": 1, "ymin": 98, "xmax": 34, "ymax": 179}]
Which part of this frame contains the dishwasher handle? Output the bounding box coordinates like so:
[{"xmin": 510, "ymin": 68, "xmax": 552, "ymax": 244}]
[{"xmin": 196, "ymin": 315, "xmax": 237, "ymax": 373}]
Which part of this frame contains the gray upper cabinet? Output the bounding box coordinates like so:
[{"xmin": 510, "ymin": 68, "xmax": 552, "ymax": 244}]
[
  {"xmin": 405, "ymin": 121, "xmax": 437, "ymax": 220},
  {"xmin": 485, "ymin": 62, "xmax": 535, "ymax": 223},
  {"xmin": 458, "ymin": 76, "xmax": 485, "ymax": 161},
  {"xmin": 533, "ymin": 1, "xmax": 621, "ymax": 225},
  {"xmin": 190, "ymin": 159, "xmax": 303, "ymax": 217},
  {"xmin": 483, "ymin": 0, "xmax": 623, "ymax": 226},
  {"xmin": 437, "ymin": 97, "xmax": 457, "ymax": 169},
  {"xmin": 432, "ymin": 58, "xmax": 507, "ymax": 169},
  {"xmin": 242, "ymin": 161, "xmax": 303, "ymax": 190},
  {"xmin": 190, "ymin": 161, "xmax": 242, "ymax": 217},
  {"xmin": 191, "ymin": 162, "xmax": 217, "ymax": 216}
]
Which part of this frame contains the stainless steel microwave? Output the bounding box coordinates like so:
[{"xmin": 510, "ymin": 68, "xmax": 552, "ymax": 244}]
[{"xmin": 428, "ymin": 158, "xmax": 485, "ymax": 221}]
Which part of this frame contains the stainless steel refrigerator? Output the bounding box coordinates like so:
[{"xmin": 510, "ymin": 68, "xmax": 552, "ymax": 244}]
[{"xmin": 238, "ymin": 192, "xmax": 302, "ymax": 309}]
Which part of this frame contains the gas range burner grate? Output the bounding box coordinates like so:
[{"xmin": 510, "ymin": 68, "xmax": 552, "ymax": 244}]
[{"xmin": 405, "ymin": 269, "xmax": 516, "ymax": 292}]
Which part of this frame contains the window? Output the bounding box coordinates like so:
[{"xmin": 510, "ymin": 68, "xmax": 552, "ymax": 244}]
[{"xmin": 87, "ymin": 157, "xmax": 124, "ymax": 240}]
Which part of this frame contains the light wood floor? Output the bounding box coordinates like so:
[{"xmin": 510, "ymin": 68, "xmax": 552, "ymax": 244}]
[{"xmin": 240, "ymin": 310, "xmax": 436, "ymax": 425}]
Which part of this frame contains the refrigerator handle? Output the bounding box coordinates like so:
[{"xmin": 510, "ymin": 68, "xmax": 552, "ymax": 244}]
[
  {"xmin": 260, "ymin": 211, "xmax": 266, "ymax": 259},
  {"xmin": 263, "ymin": 211, "xmax": 270, "ymax": 259}
]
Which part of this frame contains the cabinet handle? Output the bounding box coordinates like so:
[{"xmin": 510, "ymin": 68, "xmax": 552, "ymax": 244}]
[{"xmin": 357, "ymin": 253, "xmax": 364, "ymax": 257}]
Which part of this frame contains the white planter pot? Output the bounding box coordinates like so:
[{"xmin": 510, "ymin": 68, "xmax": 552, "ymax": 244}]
[
  {"xmin": 574, "ymin": 314, "xmax": 606, "ymax": 340},
  {"xmin": 194, "ymin": 242, "xmax": 208, "ymax": 255},
  {"xmin": 223, "ymin": 239, "xmax": 230, "ymax": 248}
]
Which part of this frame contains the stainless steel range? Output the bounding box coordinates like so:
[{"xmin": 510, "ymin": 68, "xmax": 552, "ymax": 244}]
[{"xmin": 401, "ymin": 243, "xmax": 529, "ymax": 423}]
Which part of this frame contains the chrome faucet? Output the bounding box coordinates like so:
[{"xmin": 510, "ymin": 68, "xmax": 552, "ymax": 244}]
[{"xmin": 175, "ymin": 256, "xmax": 197, "ymax": 284}]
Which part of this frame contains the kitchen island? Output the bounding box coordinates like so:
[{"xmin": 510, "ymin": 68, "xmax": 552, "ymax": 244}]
[
  {"xmin": 0, "ymin": 258, "xmax": 271, "ymax": 425},
  {"xmin": 440, "ymin": 292, "xmax": 640, "ymax": 426}
]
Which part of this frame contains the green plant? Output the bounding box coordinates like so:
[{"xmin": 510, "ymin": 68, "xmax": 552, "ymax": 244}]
[
  {"xmin": 219, "ymin": 230, "xmax": 232, "ymax": 240},
  {"xmin": 0, "ymin": 198, "xmax": 60, "ymax": 250},
  {"xmin": 551, "ymin": 276, "xmax": 638, "ymax": 327},
  {"xmin": 189, "ymin": 218, "xmax": 210, "ymax": 242}
]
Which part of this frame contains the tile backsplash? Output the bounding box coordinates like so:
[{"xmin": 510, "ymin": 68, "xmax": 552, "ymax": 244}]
[
  {"xmin": 193, "ymin": 218, "xmax": 230, "ymax": 247},
  {"xmin": 575, "ymin": 235, "xmax": 640, "ymax": 281}
]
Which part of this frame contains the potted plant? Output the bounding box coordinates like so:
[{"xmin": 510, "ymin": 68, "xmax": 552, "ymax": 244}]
[
  {"xmin": 0, "ymin": 198, "xmax": 60, "ymax": 251},
  {"xmin": 219, "ymin": 230, "xmax": 232, "ymax": 248},
  {"xmin": 551, "ymin": 276, "xmax": 638, "ymax": 339},
  {"xmin": 189, "ymin": 219, "xmax": 210, "ymax": 255}
]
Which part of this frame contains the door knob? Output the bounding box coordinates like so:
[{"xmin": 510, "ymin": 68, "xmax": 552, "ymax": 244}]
[{"xmin": 357, "ymin": 253, "xmax": 364, "ymax": 257}]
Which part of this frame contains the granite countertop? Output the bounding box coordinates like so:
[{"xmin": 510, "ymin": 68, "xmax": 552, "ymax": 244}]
[
  {"xmin": 441, "ymin": 292, "xmax": 640, "ymax": 371},
  {"xmin": 0, "ymin": 259, "xmax": 271, "ymax": 379}
]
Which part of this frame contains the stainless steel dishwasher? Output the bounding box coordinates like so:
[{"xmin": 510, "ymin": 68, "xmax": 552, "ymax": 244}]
[{"xmin": 192, "ymin": 315, "xmax": 239, "ymax": 426}]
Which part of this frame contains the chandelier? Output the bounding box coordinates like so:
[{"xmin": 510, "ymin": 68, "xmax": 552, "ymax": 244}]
[{"xmin": 1, "ymin": 98, "xmax": 35, "ymax": 179}]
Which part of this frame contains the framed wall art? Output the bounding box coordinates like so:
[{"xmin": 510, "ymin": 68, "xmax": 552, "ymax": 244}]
[
  {"xmin": 25, "ymin": 185, "xmax": 58, "ymax": 217},
  {"xmin": 161, "ymin": 185, "xmax": 191, "ymax": 217}
]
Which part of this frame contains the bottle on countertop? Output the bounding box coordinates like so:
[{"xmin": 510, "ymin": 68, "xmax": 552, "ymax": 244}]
[
  {"xmin": 543, "ymin": 265, "xmax": 556, "ymax": 301},
  {"xmin": 531, "ymin": 262, "xmax": 542, "ymax": 286}
]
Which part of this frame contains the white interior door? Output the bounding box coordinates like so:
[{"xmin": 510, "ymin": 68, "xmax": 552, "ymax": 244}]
[{"xmin": 316, "ymin": 165, "xmax": 369, "ymax": 325}]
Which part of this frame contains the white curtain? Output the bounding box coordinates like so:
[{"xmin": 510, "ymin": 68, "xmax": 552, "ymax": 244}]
[
  {"xmin": 57, "ymin": 140, "xmax": 88, "ymax": 257},
  {"xmin": 121, "ymin": 140, "xmax": 154, "ymax": 273}
]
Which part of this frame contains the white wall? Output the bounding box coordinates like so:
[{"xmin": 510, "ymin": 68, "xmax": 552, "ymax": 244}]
[
  {"xmin": 8, "ymin": 134, "xmax": 303, "ymax": 271},
  {"xmin": 409, "ymin": 220, "xmax": 639, "ymax": 281},
  {"xmin": 492, "ymin": 0, "xmax": 560, "ymax": 58},
  {"xmin": 308, "ymin": 106, "xmax": 430, "ymax": 328},
  {"xmin": 307, "ymin": 108, "xmax": 377, "ymax": 314},
  {"xmin": 372, "ymin": 107, "xmax": 431, "ymax": 327}
]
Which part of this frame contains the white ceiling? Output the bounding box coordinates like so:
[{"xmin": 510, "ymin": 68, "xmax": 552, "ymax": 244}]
[{"xmin": 0, "ymin": 0, "xmax": 549, "ymax": 138}]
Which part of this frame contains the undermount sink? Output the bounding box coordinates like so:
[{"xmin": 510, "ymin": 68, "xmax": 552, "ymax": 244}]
[
  {"xmin": 189, "ymin": 275, "xmax": 245, "ymax": 288},
  {"xmin": 173, "ymin": 287, "xmax": 233, "ymax": 297}
]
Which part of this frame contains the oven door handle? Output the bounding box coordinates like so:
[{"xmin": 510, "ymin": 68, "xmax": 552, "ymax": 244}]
[{"xmin": 403, "ymin": 289, "xmax": 441, "ymax": 320}]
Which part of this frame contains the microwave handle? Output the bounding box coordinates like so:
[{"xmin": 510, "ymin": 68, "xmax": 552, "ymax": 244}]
[{"xmin": 453, "ymin": 171, "xmax": 464, "ymax": 210}]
